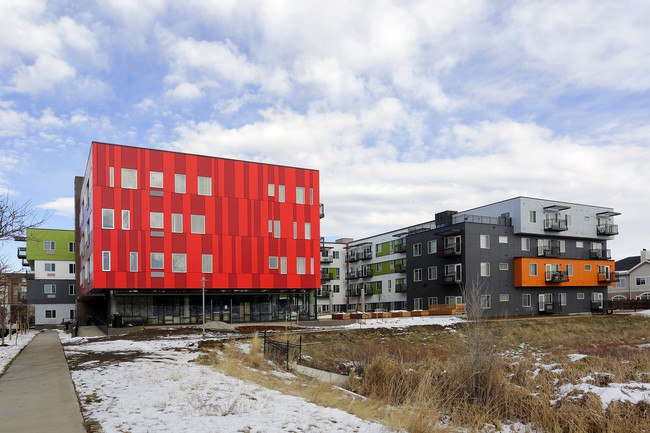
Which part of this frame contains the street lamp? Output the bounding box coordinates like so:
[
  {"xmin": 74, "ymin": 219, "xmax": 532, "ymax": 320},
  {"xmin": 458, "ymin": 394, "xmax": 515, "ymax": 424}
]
[{"xmin": 200, "ymin": 277, "xmax": 208, "ymax": 336}]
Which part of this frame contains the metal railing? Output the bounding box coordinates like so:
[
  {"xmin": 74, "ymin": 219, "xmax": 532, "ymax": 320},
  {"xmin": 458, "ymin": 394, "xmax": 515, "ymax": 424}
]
[{"xmin": 263, "ymin": 331, "xmax": 302, "ymax": 370}]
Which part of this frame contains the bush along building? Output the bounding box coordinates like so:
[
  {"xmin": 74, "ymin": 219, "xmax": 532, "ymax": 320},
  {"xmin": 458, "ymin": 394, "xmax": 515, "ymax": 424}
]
[
  {"xmin": 406, "ymin": 197, "xmax": 619, "ymax": 316},
  {"xmin": 75, "ymin": 142, "xmax": 322, "ymax": 325},
  {"xmin": 17, "ymin": 228, "xmax": 76, "ymax": 326}
]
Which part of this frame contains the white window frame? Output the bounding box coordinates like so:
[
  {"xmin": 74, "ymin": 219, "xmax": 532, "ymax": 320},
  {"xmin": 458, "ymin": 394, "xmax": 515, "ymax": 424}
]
[
  {"xmin": 273, "ymin": 220, "xmax": 281, "ymax": 238},
  {"xmin": 202, "ymin": 254, "xmax": 213, "ymax": 273},
  {"xmin": 175, "ymin": 173, "xmax": 186, "ymax": 193},
  {"xmin": 529, "ymin": 210, "xmax": 536, "ymax": 223},
  {"xmin": 585, "ymin": 264, "xmax": 592, "ymax": 272},
  {"xmin": 269, "ymin": 256, "xmax": 279, "ymax": 270},
  {"xmin": 480, "ymin": 262, "xmax": 490, "ymax": 277},
  {"xmin": 566, "ymin": 264, "xmax": 573, "ymax": 277},
  {"xmin": 297, "ymin": 257, "xmax": 306, "ymax": 275},
  {"xmin": 172, "ymin": 253, "xmax": 187, "ymax": 273},
  {"xmin": 150, "ymin": 212, "xmax": 164, "ymax": 229},
  {"xmin": 278, "ymin": 185, "xmax": 285, "ymax": 202},
  {"xmin": 44, "ymin": 284, "xmax": 56, "ymax": 294},
  {"xmin": 268, "ymin": 183, "xmax": 275, "ymax": 197},
  {"xmin": 559, "ymin": 293, "xmax": 567, "ymax": 306},
  {"xmin": 122, "ymin": 209, "xmax": 130, "ymax": 230},
  {"xmin": 151, "ymin": 252, "xmax": 164, "ymax": 270},
  {"xmin": 480, "ymin": 235, "xmax": 490, "ymax": 249},
  {"xmin": 191, "ymin": 215, "xmax": 205, "ymax": 234},
  {"xmin": 577, "ymin": 292, "xmax": 584, "ymax": 300},
  {"xmin": 522, "ymin": 294, "xmax": 531, "ymax": 307},
  {"xmin": 280, "ymin": 257, "xmax": 287, "ymax": 275},
  {"xmin": 413, "ymin": 243, "xmax": 422, "ymax": 256},
  {"xmin": 499, "ymin": 294, "xmax": 509, "ymax": 302},
  {"xmin": 499, "ymin": 263, "xmax": 508, "ymax": 271},
  {"xmin": 172, "ymin": 213, "xmax": 183, "ymax": 233},
  {"xmin": 102, "ymin": 209, "xmax": 114, "ymax": 229},
  {"xmin": 576, "ymin": 241, "xmax": 583, "ymax": 248},
  {"xmin": 45, "ymin": 263, "xmax": 56, "ymax": 272},
  {"xmin": 109, "ymin": 166, "xmax": 114, "ymax": 187},
  {"xmin": 121, "ymin": 168, "xmax": 137, "ymax": 189},
  {"xmin": 521, "ymin": 238, "xmax": 530, "ymax": 251},
  {"xmin": 304, "ymin": 222, "xmax": 311, "ymax": 240},
  {"xmin": 427, "ymin": 266, "xmax": 437, "ymax": 280},
  {"xmin": 197, "ymin": 176, "xmax": 212, "ymax": 196},
  {"xmin": 413, "ymin": 268, "xmax": 422, "ymax": 282},
  {"xmin": 427, "ymin": 239, "xmax": 437, "ymax": 254},
  {"xmin": 499, "ymin": 236, "xmax": 508, "ymax": 244},
  {"xmin": 150, "ymin": 171, "xmax": 163, "ymax": 189},
  {"xmin": 130, "ymin": 252, "xmax": 138, "ymax": 272},
  {"xmin": 480, "ymin": 294, "xmax": 491, "ymax": 309},
  {"xmin": 529, "ymin": 263, "xmax": 538, "ymax": 276},
  {"xmin": 69, "ymin": 284, "xmax": 75, "ymax": 295},
  {"xmin": 102, "ymin": 251, "xmax": 110, "ymax": 271},
  {"xmin": 44, "ymin": 241, "xmax": 56, "ymax": 250},
  {"xmin": 296, "ymin": 187, "xmax": 305, "ymax": 204}
]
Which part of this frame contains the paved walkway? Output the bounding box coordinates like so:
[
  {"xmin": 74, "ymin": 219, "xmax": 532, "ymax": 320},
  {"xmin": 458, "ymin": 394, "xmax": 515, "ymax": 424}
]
[{"xmin": 0, "ymin": 330, "xmax": 85, "ymax": 433}]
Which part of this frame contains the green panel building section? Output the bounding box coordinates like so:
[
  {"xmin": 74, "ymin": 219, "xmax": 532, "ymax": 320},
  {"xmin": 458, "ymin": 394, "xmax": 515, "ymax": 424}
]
[
  {"xmin": 372, "ymin": 259, "xmax": 407, "ymax": 276},
  {"xmin": 26, "ymin": 228, "xmax": 75, "ymax": 261},
  {"xmin": 375, "ymin": 238, "xmax": 407, "ymax": 257}
]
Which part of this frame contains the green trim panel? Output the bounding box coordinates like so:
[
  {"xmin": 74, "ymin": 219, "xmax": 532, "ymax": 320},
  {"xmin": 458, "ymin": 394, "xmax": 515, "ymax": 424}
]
[{"xmin": 26, "ymin": 228, "xmax": 75, "ymax": 261}]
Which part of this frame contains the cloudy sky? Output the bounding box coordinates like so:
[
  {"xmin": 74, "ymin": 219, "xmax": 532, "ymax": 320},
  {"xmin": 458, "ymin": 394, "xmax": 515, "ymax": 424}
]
[{"xmin": 1, "ymin": 0, "xmax": 649, "ymax": 269}]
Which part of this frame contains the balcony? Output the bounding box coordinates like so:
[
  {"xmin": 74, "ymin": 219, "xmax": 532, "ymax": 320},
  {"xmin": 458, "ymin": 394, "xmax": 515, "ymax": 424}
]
[
  {"xmin": 359, "ymin": 248, "xmax": 372, "ymax": 260},
  {"xmin": 345, "ymin": 270, "xmax": 359, "ymax": 280},
  {"xmin": 590, "ymin": 249, "xmax": 611, "ymax": 259},
  {"xmin": 394, "ymin": 263, "xmax": 406, "ymax": 272},
  {"xmin": 346, "ymin": 252, "xmax": 359, "ymax": 263},
  {"xmin": 21, "ymin": 259, "xmax": 29, "ymax": 267},
  {"xmin": 320, "ymin": 203, "xmax": 325, "ymax": 219},
  {"xmin": 320, "ymin": 255, "xmax": 333, "ymax": 263},
  {"xmin": 597, "ymin": 224, "xmax": 618, "ymax": 236},
  {"xmin": 544, "ymin": 218, "xmax": 568, "ymax": 231},
  {"xmin": 361, "ymin": 268, "xmax": 373, "ymax": 278},
  {"xmin": 321, "ymin": 271, "xmax": 333, "ymax": 281},
  {"xmin": 537, "ymin": 246, "xmax": 561, "ymax": 258},
  {"xmin": 17, "ymin": 247, "xmax": 26, "ymax": 259},
  {"xmin": 317, "ymin": 289, "xmax": 330, "ymax": 297},
  {"xmin": 443, "ymin": 274, "xmax": 462, "ymax": 285},
  {"xmin": 394, "ymin": 243, "xmax": 406, "ymax": 253},
  {"xmin": 395, "ymin": 283, "xmax": 407, "ymax": 293},
  {"xmin": 545, "ymin": 271, "xmax": 569, "ymax": 283},
  {"xmin": 598, "ymin": 272, "xmax": 618, "ymax": 283},
  {"xmin": 442, "ymin": 246, "xmax": 462, "ymax": 257}
]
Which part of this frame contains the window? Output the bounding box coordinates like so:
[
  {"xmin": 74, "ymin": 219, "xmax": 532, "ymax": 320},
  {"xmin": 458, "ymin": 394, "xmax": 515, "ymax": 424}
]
[
  {"xmin": 44, "ymin": 241, "xmax": 56, "ymax": 250},
  {"xmin": 70, "ymin": 310, "xmax": 75, "ymax": 320},
  {"xmin": 68, "ymin": 242, "xmax": 75, "ymax": 252},
  {"xmin": 69, "ymin": 284, "xmax": 75, "ymax": 295},
  {"xmin": 428, "ymin": 266, "xmax": 437, "ymax": 280},
  {"xmin": 293, "ymin": 222, "xmax": 297, "ymax": 239},
  {"xmin": 428, "ymin": 297, "xmax": 438, "ymax": 306},
  {"xmin": 499, "ymin": 294, "xmax": 509, "ymax": 302},
  {"xmin": 304, "ymin": 222, "xmax": 311, "ymax": 240},
  {"xmin": 522, "ymin": 294, "xmax": 531, "ymax": 307},
  {"xmin": 151, "ymin": 253, "xmax": 164, "ymax": 269},
  {"xmin": 278, "ymin": 185, "xmax": 285, "ymax": 202},
  {"xmin": 297, "ymin": 257, "xmax": 306, "ymax": 275},
  {"xmin": 122, "ymin": 210, "xmax": 130, "ymax": 230},
  {"xmin": 499, "ymin": 236, "xmax": 508, "ymax": 244},
  {"xmin": 584, "ymin": 265, "xmax": 592, "ymax": 271},
  {"xmin": 480, "ymin": 262, "xmax": 490, "ymax": 277},
  {"xmin": 109, "ymin": 166, "xmax": 114, "ymax": 187},
  {"xmin": 414, "ymin": 298, "xmax": 423, "ymax": 310},
  {"xmin": 197, "ymin": 176, "xmax": 212, "ymax": 196},
  {"xmin": 102, "ymin": 209, "xmax": 114, "ymax": 229},
  {"xmin": 480, "ymin": 235, "xmax": 490, "ymax": 249},
  {"xmin": 576, "ymin": 241, "xmax": 583, "ymax": 248},
  {"xmin": 446, "ymin": 296, "xmax": 462, "ymax": 304},
  {"xmin": 529, "ymin": 263, "xmax": 538, "ymax": 276},
  {"xmin": 280, "ymin": 257, "xmax": 287, "ymax": 274},
  {"xmin": 121, "ymin": 168, "xmax": 137, "ymax": 189},
  {"xmin": 44, "ymin": 284, "xmax": 56, "ymax": 294},
  {"xmin": 559, "ymin": 240, "xmax": 566, "ymax": 253},
  {"xmin": 172, "ymin": 214, "xmax": 183, "ymax": 233},
  {"xmin": 269, "ymin": 256, "xmax": 278, "ymax": 270},
  {"xmin": 427, "ymin": 240, "xmax": 437, "ymax": 254},
  {"xmin": 636, "ymin": 277, "xmax": 646, "ymax": 286},
  {"xmin": 480, "ymin": 295, "xmax": 491, "ymax": 309},
  {"xmin": 45, "ymin": 263, "xmax": 56, "ymax": 272},
  {"xmin": 566, "ymin": 264, "xmax": 573, "ymax": 277},
  {"xmin": 376, "ymin": 262, "xmax": 382, "ymax": 272},
  {"xmin": 69, "ymin": 263, "xmax": 75, "ymax": 274},
  {"xmin": 413, "ymin": 243, "xmax": 422, "ymax": 256},
  {"xmin": 499, "ymin": 263, "xmax": 508, "ymax": 271},
  {"xmin": 521, "ymin": 238, "xmax": 530, "ymax": 251},
  {"xmin": 150, "ymin": 171, "xmax": 163, "ymax": 188},
  {"xmin": 101, "ymin": 251, "xmax": 110, "ymax": 271},
  {"xmin": 130, "ymin": 252, "xmax": 138, "ymax": 272},
  {"xmin": 333, "ymin": 284, "xmax": 340, "ymax": 293},
  {"xmin": 202, "ymin": 254, "xmax": 212, "ymax": 273},
  {"xmin": 268, "ymin": 183, "xmax": 275, "ymax": 197},
  {"xmin": 268, "ymin": 220, "xmax": 273, "ymax": 233},
  {"xmin": 191, "ymin": 215, "xmax": 205, "ymax": 234},
  {"xmin": 273, "ymin": 220, "xmax": 281, "ymax": 238},
  {"xmin": 175, "ymin": 173, "xmax": 186, "ymax": 193},
  {"xmin": 310, "ymin": 188, "xmax": 313, "ymax": 205},
  {"xmin": 311, "ymin": 257, "xmax": 314, "ymax": 275},
  {"xmin": 413, "ymin": 268, "xmax": 422, "ymax": 282},
  {"xmin": 172, "ymin": 254, "xmax": 187, "ymax": 273},
  {"xmin": 577, "ymin": 293, "xmax": 584, "ymax": 300},
  {"xmin": 45, "ymin": 310, "xmax": 56, "ymax": 319},
  {"xmin": 529, "ymin": 210, "xmax": 536, "ymax": 223},
  {"xmin": 333, "ymin": 251, "xmax": 339, "ymax": 259},
  {"xmin": 150, "ymin": 212, "xmax": 164, "ymax": 229},
  {"xmin": 296, "ymin": 187, "xmax": 305, "ymax": 204},
  {"xmin": 559, "ymin": 293, "xmax": 567, "ymax": 306}
]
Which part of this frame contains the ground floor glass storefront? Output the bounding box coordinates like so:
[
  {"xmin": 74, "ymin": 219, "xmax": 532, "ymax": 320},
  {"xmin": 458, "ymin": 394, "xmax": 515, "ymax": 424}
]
[{"xmin": 109, "ymin": 290, "xmax": 316, "ymax": 324}]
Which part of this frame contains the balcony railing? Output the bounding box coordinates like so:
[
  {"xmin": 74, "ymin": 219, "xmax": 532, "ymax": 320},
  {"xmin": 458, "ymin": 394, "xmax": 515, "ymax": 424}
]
[
  {"xmin": 444, "ymin": 274, "xmax": 462, "ymax": 285},
  {"xmin": 538, "ymin": 246, "xmax": 561, "ymax": 258},
  {"xmin": 545, "ymin": 271, "xmax": 569, "ymax": 283},
  {"xmin": 345, "ymin": 270, "xmax": 359, "ymax": 280},
  {"xmin": 395, "ymin": 283, "xmax": 407, "ymax": 293},
  {"xmin": 442, "ymin": 246, "xmax": 462, "ymax": 257},
  {"xmin": 394, "ymin": 263, "xmax": 406, "ymax": 272},
  {"xmin": 321, "ymin": 272, "xmax": 333, "ymax": 281},
  {"xmin": 590, "ymin": 249, "xmax": 611, "ymax": 259},
  {"xmin": 598, "ymin": 272, "xmax": 618, "ymax": 283},
  {"xmin": 361, "ymin": 268, "xmax": 373, "ymax": 278},
  {"xmin": 320, "ymin": 255, "xmax": 333, "ymax": 263},
  {"xmin": 317, "ymin": 289, "xmax": 330, "ymax": 297},
  {"xmin": 597, "ymin": 224, "xmax": 618, "ymax": 236},
  {"xmin": 360, "ymin": 248, "xmax": 372, "ymax": 260},
  {"xmin": 320, "ymin": 203, "xmax": 325, "ymax": 219},
  {"xmin": 22, "ymin": 259, "xmax": 29, "ymax": 267},
  {"xmin": 394, "ymin": 243, "xmax": 406, "ymax": 253},
  {"xmin": 346, "ymin": 252, "xmax": 359, "ymax": 262},
  {"xmin": 17, "ymin": 247, "xmax": 26, "ymax": 259},
  {"xmin": 544, "ymin": 218, "xmax": 568, "ymax": 231}
]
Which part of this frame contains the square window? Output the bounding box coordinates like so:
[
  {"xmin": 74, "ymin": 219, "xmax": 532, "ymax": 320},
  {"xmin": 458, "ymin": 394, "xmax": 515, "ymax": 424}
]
[
  {"xmin": 576, "ymin": 241, "xmax": 583, "ymax": 248},
  {"xmin": 269, "ymin": 256, "xmax": 279, "ymax": 270},
  {"xmin": 44, "ymin": 241, "xmax": 56, "ymax": 250},
  {"xmin": 102, "ymin": 209, "xmax": 114, "ymax": 229},
  {"xmin": 122, "ymin": 209, "xmax": 130, "ymax": 230},
  {"xmin": 102, "ymin": 251, "xmax": 110, "ymax": 271},
  {"xmin": 480, "ymin": 235, "xmax": 490, "ymax": 249},
  {"xmin": 577, "ymin": 293, "xmax": 584, "ymax": 300},
  {"xmin": 522, "ymin": 294, "xmax": 531, "ymax": 307},
  {"xmin": 202, "ymin": 254, "xmax": 213, "ymax": 273},
  {"xmin": 130, "ymin": 252, "xmax": 138, "ymax": 272},
  {"xmin": 268, "ymin": 183, "xmax": 275, "ymax": 197},
  {"xmin": 151, "ymin": 252, "xmax": 164, "ymax": 269},
  {"xmin": 150, "ymin": 212, "xmax": 164, "ymax": 229},
  {"xmin": 499, "ymin": 236, "xmax": 508, "ymax": 244},
  {"xmin": 585, "ymin": 265, "xmax": 592, "ymax": 272},
  {"xmin": 296, "ymin": 257, "xmax": 306, "ymax": 275},
  {"xmin": 121, "ymin": 168, "xmax": 137, "ymax": 189},
  {"xmin": 427, "ymin": 240, "xmax": 437, "ymax": 254},
  {"xmin": 499, "ymin": 263, "xmax": 508, "ymax": 271},
  {"xmin": 150, "ymin": 171, "xmax": 164, "ymax": 188},
  {"xmin": 198, "ymin": 176, "xmax": 212, "ymax": 196},
  {"xmin": 44, "ymin": 284, "xmax": 56, "ymax": 294},
  {"xmin": 172, "ymin": 213, "xmax": 183, "ymax": 233},
  {"xmin": 296, "ymin": 187, "xmax": 305, "ymax": 204},
  {"xmin": 191, "ymin": 215, "xmax": 205, "ymax": 234},
  {"xmin": 45, "ymin": 263, "xmax": 56, "ymax": 272},
  {"xmin": 172, "ymin": 253, "xmax": 187, "ymax": 273},
  {"xmin": 175, "ymin": 174, "xmax": 186, "ymax": 193}
]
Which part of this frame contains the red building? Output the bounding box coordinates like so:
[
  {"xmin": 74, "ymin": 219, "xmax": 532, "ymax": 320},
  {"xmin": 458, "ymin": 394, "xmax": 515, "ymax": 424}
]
[{"xmin": 76, "ymin": 142, "xmax": 322, "ymax": 324}]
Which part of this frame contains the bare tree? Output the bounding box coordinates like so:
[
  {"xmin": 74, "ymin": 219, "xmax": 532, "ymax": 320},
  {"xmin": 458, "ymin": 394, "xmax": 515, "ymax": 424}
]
[
  {"xmin": 0, "ymin": 194, "xmax": 50, "ymax": 243},
  {"xmin": 0, "ymin": 258, "xmax": 11, "ymax": 345}
]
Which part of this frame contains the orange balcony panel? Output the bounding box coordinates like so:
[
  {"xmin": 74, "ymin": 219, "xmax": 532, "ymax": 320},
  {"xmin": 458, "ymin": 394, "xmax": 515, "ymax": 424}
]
[{"xmin": 514, "ymin": 257, "xmax": 615, "ymax": 287}]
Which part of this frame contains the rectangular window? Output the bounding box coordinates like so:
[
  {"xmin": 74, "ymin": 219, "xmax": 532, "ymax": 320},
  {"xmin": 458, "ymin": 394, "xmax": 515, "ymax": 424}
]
[
  {"xmin": 499, "ymin": 236, "xmax": 508, "ymax": 244},
  {"xmin": 268, "ymin": 183, "xmax": 275, "ymax": 197},
  {"xmin": 566, "ymin": 264, "xmax": 573, "ymax": 277},
  {"xmin": 297, "ymin": 257, "xmax": 306, "ymax": 275},
  {"xmin": 191, "ymin": 215, "xmax": 205, "ymax": 234},
  {"xmin": 122, "ymin": 209, "xmax": 130, "ymax": 230},
  {"xmin": 102, "ymin": 209, "xmax": 114, "ymax": 229},
  {"xmin": 121, "ymin": 168, "xmax": 137, "ymax": 189},
  {"xmin": 376, "ymin": 262, "xmax": 382, "ymax": 272},
  {"xmin": 427, "ymin": 266, "xmax": 437, "ymax": 280},
  {"xmin": 268, "ymin": 219, "xmax": 273, "ymax": 233},
  {"xmin": 529, "ymin": 210, "xmax": 536, "ymax": 223},
  {"xmin": 202, "ymin": 254, "xmax": 212, "ymax": 273},
  {"xmin": 499, "ymin": 294, "xmax": 509, "ymax": 302},
  {"xmin": 636, "ymin": 277, "xmax": 646, "ymax": 286},
  {"xmin": 480, "ymin": 262, "xmax": 490, "ymax": 277},
  {"xmin": 413, "ymin": 268, "xmax": 422, "ymax": 282},
  {"xmin": 293, "ymin": 222, "xmax": 297, "ymax": 239},
  {"xmin": 413, "ymin": 243, "xmax": 422, "ymax": 256},
  {"xmin": 428, "ymin": 297, "xmax": 438, "ymax": 306},
  {"xmin": 304, "ymin": 222, "xmax": 311, "ymax": 240},
  {"xmin": 172, "ymin": 253, "xmax": 187, "ymax": 273},
  {"xmin": 197, "ymin": 176, "xmax": 212, "ymax": 196},
  {"xmin": 175, "ymin": 173, "xmax": 186, "ymax": 193},
  {"xmin": 150, "ymin": 212, "xmax": 164, "ymax": 229},
  {"xmin": 43, "ymin": 241, "xmax": 55, "ymax": 250},
  {"xmin": 280, "ymin": 257, "xmax": 287, "ymax": 274},
  {"xmin": 151, "ymin": 252, "xmax": 164, "ymax": 269},
  {"xmin": 45, "ymin": 263, "xmax": 55, "ymax": 272},
  {"xmin": 69, "ymin": 263, "xmax": 75, "ymax": 274},
  {"xmin": 278, "ymin": 185, "xmax": 285, "ymax": 202},
  {"xmin": 585, "ymin": 264, "xmax": 592, "ymax": 271},
  {"xmin": 559, "ymin": 240, "xmax": 566, "ymax": 253},
  {"xmin": 576, "ymin": 241, "xmax": 584, "ymax": 248},
  {"xmin": 480, "ymin": 295, "xmax": 491, "ymax": 309},
  {"xmin": 499, "ymin": 263, "xmax": 508, "ymax": 271},
  {"xmin": 44, "ymin": 284, "xmax": 56, "ymax": 294},
  {"xmin": 521, "ymin": 238, "xmax": 530, "ymax": 251},
  {"xmin": 309, "ymin": 188, "xmax": 313, "ymax": 205},
  {"xmin": 150, "ymin": 171, "xmax": 163, "ymax": 188},
  {"xmin": 414, "ymin": 298, "xmax": 423, "ymax": 310},
  {"xmin": 522, "ymin": 294, "xmax": 531, "ymax": 307},
  {"xmin": 273, "ymin": 220, "xmax": 281, "ymax": 238},
  {"xmin": 311, "ymin": 257, "xmax": 314, "ymax": 275},
  {"xmin": 529, "ymin": 263, "xmax": 538, "ymax": 276},
  {"xmin": 130, "ymin": 252, "xmax": 138, "ymax": 272},
  {"xmin": 172, "ymin": 213, "xmax": 183, "ymax": 233},
  {"xmin": 68, "ymin": 242, "xmax": 75, "ymax": 252},
  {"xmin": 69, "ymin": 284, "xmax": 75, "ymax": 295},
  {"xmin": 102, "ymin": 251, "xmax": 110, "ymax": 271},
  {"xmin": 577, "ymin": 293, "xmax": 584, "ymax": 300},
  {"xmin": 109, "ymin": 166, "xmax": 114, "ymax": 187},
  {"xmin": 559, "ymin": 293, "xmax": 567, "ymax": 306},
  {"xmin": 296, "ymin": 187, "xmax": 305, "ymax": 204},
  {"xmin": 45, "ymin": 310, "xmax": 56, "ymax": 319},
  {"xmin": 427, "ymin": 239, "xmax": 437, "ymax": 254},
  {"xmin": 480, "ymin": 235, "xmax": 490, "ymax": 249}
]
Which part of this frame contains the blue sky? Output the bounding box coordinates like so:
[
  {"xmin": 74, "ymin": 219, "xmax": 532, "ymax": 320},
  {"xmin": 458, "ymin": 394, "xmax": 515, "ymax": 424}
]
[{"xmin": 2, "ymin": 0, "xmax": 649, "ymax": 270}]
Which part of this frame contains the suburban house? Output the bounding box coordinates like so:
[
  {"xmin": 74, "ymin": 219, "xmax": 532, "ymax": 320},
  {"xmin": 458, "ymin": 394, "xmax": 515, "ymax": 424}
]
[
  {"xmin": 75, "ymin": 141, "xmax": 322, "ymax": 325},
  {"xmin": 611, "ymin": 250, "xmax": 650, "ymax": 301}
]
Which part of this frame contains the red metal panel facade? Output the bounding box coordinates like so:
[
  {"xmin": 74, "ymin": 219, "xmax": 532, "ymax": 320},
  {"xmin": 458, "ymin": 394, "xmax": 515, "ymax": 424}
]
[{"xmin": 78, "ymin": 142, "xmax": 321, "ymax": 296}]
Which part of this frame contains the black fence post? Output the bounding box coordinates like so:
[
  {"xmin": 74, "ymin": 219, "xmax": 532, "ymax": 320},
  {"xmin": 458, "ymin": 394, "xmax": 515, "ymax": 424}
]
[
  {"xmin": 286, "ymin": 339, "xmax": 289, "ymax": 369},
  {"xmin": 263, "ymin": 330, "xmax": 267, "ymax": 355}
]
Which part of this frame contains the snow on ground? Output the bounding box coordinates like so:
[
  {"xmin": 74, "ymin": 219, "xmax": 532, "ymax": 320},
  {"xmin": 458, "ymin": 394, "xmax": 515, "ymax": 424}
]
[
  {"xmin": 340, "ymin": 315, "xmax": 463, "ymax": 329},
  {"xmin": 555, "ymin": 380, "xmax": 650, "ymax": 410},
  {"xmin": 61, "ymin": 332, "xmax": 395, "ymax": 433},
  {"xmin": 635, "ymin": 309, "xmax": 650, "ymax": 317},
  {"xmin": 0, "ymin": 330, "xmax": 37, "ymax": 373}
]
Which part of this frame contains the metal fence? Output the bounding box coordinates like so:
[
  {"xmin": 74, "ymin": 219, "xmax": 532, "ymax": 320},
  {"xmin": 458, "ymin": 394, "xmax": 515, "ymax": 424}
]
[{"xmin": 263, "ymin": 330, "xmax": 302, "ymax": 369}]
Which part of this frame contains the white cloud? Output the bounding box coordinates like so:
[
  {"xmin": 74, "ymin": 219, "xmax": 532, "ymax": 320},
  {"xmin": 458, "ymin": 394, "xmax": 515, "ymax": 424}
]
[
  {"xmin": 9, "ymin": 55, "xmax": 76, "ymax": 94},
  {"xmin": 167, "ymin": 82, "xmax": 203, "ymax": 100},
  {"xmin": 38, "ymin": 197, "xmax": 74, "ymax": 216}
]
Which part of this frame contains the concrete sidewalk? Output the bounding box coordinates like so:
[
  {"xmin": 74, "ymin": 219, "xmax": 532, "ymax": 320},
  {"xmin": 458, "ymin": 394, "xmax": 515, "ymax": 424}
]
[{"xmin": 0, "ymin": 330, "xmax": 85, "ymax": 433}]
